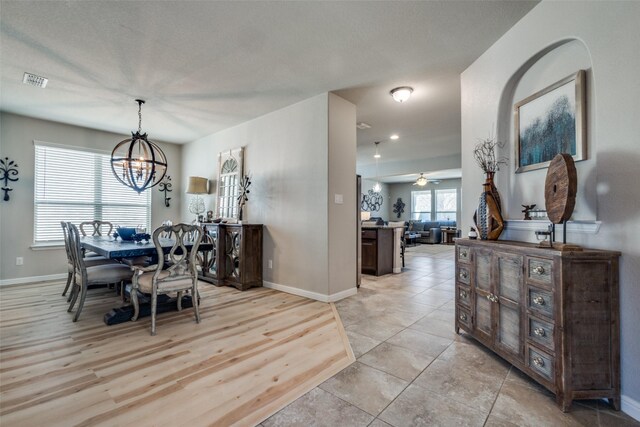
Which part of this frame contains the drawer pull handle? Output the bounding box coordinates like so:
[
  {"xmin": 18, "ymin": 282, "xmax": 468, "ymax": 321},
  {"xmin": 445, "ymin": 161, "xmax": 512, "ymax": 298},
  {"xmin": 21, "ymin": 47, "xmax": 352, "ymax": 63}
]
[
  {"xmin": 459, "ymin": 290, "xmax": 468, "ymax": 298},
  {"xmin": 460, "ymin": 250, "xmax": 468, "ymax": 259},
  {"xmin": 533, "ymin": 265, "xmax": 546, "ymax": 275},
  {"xmin": 533, "ymin": 327, "xmax": 546, "ymax": 337},
  {"xmin": 533, "ymin": 296, "xmax": 546, "ymax": 306},
  {"xmin": 459, "ymin": 271, "xmax": 468, "ymax": 280},
  {"xmin": 533, "ymin": 356, "xmax": 545, "ymax": 367},
  {"xmin": 459, "ymin": 313, "xmax": 467, "ymax": 321}
]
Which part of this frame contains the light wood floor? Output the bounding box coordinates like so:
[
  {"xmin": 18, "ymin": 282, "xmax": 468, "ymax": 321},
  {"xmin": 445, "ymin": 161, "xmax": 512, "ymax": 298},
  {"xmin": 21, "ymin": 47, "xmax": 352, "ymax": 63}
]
[{"xmin": 0, "ymin": 280, "xmax": 354, "ymax": 426}]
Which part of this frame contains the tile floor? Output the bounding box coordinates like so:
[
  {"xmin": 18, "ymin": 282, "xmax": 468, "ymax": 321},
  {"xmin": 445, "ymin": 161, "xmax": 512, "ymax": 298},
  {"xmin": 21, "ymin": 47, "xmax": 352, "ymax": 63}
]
[{"xmin": 260, "ymin": 244, "xmax": 639, "ymax": 427}]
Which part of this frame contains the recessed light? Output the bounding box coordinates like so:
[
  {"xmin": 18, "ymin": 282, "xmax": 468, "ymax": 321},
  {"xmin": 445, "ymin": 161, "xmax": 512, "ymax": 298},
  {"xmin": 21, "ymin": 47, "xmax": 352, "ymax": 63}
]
[
  {"xmin": 390, "ymin": 86, "xmax": 413, "ymax": 103},
  {"xmin": 23, "ymin": 72, "xmax": 48, "ymax": 88},
  {"xmin": 390, "ymin": 134, "xmax": 399, "ymax": 140}
]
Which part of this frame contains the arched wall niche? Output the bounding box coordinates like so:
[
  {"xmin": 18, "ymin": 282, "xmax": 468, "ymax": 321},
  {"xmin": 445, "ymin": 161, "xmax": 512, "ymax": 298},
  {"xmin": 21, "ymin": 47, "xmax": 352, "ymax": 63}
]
[{"xmin": 494, "ymin": 38, "xmax": 596, "ymax": 221}]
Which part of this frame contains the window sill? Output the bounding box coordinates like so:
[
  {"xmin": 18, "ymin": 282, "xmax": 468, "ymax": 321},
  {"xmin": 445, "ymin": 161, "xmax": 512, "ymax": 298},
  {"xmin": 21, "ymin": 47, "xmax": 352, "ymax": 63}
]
[{"xmin": 31, "ymin": 242, "xmax": 64, "ymax": 251}]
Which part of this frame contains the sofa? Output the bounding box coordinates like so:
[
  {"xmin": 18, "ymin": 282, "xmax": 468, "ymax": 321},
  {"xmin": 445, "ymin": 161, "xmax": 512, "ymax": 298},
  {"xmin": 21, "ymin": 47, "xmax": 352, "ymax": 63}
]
[{"xmin": 407, "ymin": 220, "xmax": 456, "ymax": 244}]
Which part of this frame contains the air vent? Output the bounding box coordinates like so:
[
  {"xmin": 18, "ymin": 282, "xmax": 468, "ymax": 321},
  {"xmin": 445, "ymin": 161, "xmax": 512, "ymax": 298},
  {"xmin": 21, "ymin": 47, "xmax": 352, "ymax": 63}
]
[
  {"xmin": 356, "ymin": 122, "xmax": 371, "ymax": 130},
  {"xmin": 23, "ymin": 72, "xmax": 48, "ymax": 88}
]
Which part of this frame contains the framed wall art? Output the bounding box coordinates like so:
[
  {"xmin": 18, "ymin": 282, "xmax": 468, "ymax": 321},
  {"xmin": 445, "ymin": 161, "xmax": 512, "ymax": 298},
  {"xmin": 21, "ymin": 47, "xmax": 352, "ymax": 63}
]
[{"xmin": 514, "ymin": 70, "xmax": 586, "ymax": 173}]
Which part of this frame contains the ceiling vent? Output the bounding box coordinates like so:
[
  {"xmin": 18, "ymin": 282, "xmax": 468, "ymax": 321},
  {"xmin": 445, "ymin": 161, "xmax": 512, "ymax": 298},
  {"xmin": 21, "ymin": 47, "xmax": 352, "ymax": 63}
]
[
  {"xmin": 356, "ymin": 122, "xmax": 371, "ymax": 130},
  {"xmin": 23, "ymin": 72, "xmax": 48, "ymax": 88}
]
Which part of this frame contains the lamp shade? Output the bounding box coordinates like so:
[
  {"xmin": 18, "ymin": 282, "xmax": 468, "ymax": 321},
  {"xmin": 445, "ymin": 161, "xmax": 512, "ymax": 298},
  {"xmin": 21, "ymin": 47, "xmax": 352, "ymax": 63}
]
[
  {"xmin": 186, "ymin": 176, "xmax": 208, "ymax": 194},
  {"xmin": 361, "ymin": 211, "xmax": 371, "ymax": 221}
]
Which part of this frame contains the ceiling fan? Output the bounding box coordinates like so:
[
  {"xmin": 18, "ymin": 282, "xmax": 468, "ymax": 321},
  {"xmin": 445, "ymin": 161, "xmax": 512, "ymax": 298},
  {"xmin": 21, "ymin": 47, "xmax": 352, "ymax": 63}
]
[{"xmin": 413, "ymin": 173, "xmax": 440, "ymax": 186}]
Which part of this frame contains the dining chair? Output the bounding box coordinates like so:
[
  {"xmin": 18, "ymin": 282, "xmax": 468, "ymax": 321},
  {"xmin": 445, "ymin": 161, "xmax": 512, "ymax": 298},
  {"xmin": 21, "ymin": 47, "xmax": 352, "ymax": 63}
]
[
  {"xmin": 66, "ymin": 222, "xmax": 133, "ymax": 322},
  {"xmin": 60, "ymin": 222, "xmax": 116, "ymax": 299},
  {"xmin": 130, "ymin": 223, "xmax": 203, "ymax": 335},
  {"xmin": 79, "ymin": 220, "xmax": 114, "ymax": 257}
]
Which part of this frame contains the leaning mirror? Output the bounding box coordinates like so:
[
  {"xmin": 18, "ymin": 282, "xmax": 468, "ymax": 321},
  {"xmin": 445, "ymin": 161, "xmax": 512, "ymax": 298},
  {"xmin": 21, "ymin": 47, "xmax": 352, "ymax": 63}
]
[{"xmin": 216, "ymin": 147, "xmax": 244, "ymax": 219}]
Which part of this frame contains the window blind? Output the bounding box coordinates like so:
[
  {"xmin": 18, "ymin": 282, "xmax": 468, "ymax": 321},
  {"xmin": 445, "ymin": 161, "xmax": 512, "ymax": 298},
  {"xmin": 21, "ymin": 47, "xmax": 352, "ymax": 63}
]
[{"xmin": 34, "ymin": 144, "xmax": 151, "ymax": 243}]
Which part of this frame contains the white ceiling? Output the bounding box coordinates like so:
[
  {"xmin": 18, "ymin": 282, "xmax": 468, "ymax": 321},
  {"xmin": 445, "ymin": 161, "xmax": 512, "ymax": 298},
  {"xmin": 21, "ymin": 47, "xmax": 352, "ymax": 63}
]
[
  {"xmin": 379, "ymin": 168, "xmax": 462, "ymax": 185},
  {"xmin": 0, "ymin": 1, "xmax": 537, "ymax": 171}
]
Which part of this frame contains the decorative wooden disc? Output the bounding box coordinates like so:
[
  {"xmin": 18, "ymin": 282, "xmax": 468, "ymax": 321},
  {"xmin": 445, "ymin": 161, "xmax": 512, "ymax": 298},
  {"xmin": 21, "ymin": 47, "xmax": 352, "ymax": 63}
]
[{"xmin": 545, "ymin": 153, "xmax": 577, "ymax": 224}]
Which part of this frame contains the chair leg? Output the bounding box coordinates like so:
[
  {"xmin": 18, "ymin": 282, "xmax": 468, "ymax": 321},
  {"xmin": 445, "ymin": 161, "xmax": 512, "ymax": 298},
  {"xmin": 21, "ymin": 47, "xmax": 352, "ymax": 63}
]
[
  {"xmin": 151, "ymin": 291, "xmax": 158, "ymax": 336},
  {"xmin": 72, "ymin": 283, "xmax": 88, "ymax": 322},
  {"xmin": 131, "ymin": 287, "xmax": 140, "ymax": 321},
  {"xmin": 67, "ymin": 284, "xmax": 79, "ymax": 312},
  {"xmin": 192, "ymin": 284, "xmax": 200, "ymax": 324},
  {"xmin": 62, "ymin": 271, "xmax": 73, "ymax": 297},
  {"xmin": 177, "ymin": 291, "xmax": 183, "ymax": 311}
]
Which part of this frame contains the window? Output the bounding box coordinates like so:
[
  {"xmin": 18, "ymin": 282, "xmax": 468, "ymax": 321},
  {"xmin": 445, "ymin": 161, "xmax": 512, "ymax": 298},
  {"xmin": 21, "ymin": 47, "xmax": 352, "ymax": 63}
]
[
  {"xmin": 411, "ymin": 191, "xmax": 431, "ymax": 221},
  {"xmin": 34, "ymin": 144, "xmax": 151, "ymax": 243},
  {"xmin": 435, "ymin": 188, "xmax": 457, "ymax": 221},
  {"xmin": 411, "ymin": 188, "xmax": 458, "ymax": 221}
]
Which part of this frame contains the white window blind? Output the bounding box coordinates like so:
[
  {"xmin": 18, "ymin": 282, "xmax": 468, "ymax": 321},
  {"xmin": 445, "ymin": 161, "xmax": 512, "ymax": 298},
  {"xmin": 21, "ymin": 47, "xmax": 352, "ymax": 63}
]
[
  {"xmin": 34, "ymin": 144, "xmax": 151, "ymax": 243},
  {"xmin": 411, "ymin": 191, "xmax": 432, "ymax": 221}
]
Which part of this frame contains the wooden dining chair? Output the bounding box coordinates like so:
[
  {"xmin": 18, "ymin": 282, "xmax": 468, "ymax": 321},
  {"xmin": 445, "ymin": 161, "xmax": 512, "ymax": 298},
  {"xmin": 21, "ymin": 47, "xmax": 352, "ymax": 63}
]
[
  {"xmin": 130, "ymin": 223, "xmax": 203, "ymax": 335},
  {"xmin": 66, "ymin": 222, "xmax": 133, "ymax": 322},
  {"xmin": 60, "ymin": 222, "xmax": 115, "ymax": 299},
  {"xmin": 79, "ymin": 220, "xmax": 113, "ymax": 237}
]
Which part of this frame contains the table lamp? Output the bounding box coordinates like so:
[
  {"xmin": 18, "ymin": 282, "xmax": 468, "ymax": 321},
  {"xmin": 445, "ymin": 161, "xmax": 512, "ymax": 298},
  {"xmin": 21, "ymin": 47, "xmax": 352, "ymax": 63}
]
[{"xmin": 187, "ymin": 176, "xmax": 208, "ymax": 221}]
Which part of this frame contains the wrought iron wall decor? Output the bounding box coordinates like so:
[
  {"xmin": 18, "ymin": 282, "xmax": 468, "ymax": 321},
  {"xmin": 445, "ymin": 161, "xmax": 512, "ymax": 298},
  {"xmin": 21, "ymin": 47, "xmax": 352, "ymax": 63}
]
[
  {"xmin": 158, "ymin": 175, "xmax": 172, "ymax": 207},
  {"xmin": 393, "ymin": 197, "xmax": 405, "ymax": 218},
  {"xmin": 0, "ymin": 157, "xmax": 19, "ymax": 201},
  {"xmin": 361, "ymin": 189, "xmax": 383, "ymax": 212},
  {"xmin": 237, "ymin": 174, "xmax": 252, "ymax": 222}
]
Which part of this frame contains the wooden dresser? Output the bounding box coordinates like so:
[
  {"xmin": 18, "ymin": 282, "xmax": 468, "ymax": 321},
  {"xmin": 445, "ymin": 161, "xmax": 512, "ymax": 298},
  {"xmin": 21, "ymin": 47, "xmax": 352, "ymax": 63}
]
[
  {"xmin": 455, "ymin": 239, "xmax": 620, "ymax": 411},
  {"xmin": 361, "ymin": 227, "xmax": 393, "ymax": 276},
  {"xmin": 199, "ymin": 223, "xmax": 263, "ymax": 291}
]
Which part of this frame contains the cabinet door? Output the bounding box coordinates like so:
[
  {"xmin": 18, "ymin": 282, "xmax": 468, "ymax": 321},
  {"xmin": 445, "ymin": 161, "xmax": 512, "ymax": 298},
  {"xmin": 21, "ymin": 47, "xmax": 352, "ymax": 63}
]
[
  {"xmin": 495, "ymin": 252, "xmax": 524, "ymax": 361},
  {"xmin": 224, "ymin": 228, "xmax": 242, "ymax": 283},
  {"xmin": 473, "ymin": 249, "xmax": 493, "ymax": 343}
]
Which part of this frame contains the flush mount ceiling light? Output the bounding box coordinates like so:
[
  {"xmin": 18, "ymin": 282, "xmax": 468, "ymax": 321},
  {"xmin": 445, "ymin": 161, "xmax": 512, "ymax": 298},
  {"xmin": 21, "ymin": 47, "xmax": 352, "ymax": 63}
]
[
  {"xmin": 390, "ymin": 134, "xmax": 399, "ymax": 140},
  {"xmin": 110, "ymin": 99, "xmax": 167, "ymax": 193},
  {"xmin": 23, "ymin": 72, "xmax": 48, "ymax": 88},
  {"xmin": 390, "ymin": 86, "xmax": 413, "ymax": 103}
]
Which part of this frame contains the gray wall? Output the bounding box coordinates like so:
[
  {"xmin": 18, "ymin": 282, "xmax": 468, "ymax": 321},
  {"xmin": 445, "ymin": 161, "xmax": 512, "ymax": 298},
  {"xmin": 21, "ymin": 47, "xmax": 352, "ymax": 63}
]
[
  {"xmin": 181, "ymin": 93, "xmax": 357, "ymax": 299},
  {"xmin": 0, "ymin": 113, "xmax": 182, "ymax": 282},
  {"xmin": 461, "ymin": 1, "xmax": 640, "ymax": 414},
  {"xmin": 387, "ymin": 178, "xmax": 461, "ymax": 224}
]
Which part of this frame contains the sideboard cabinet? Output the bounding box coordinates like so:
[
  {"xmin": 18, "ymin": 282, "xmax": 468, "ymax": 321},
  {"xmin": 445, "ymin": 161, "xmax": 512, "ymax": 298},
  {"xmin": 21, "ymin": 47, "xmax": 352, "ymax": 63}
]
[
  {"xmin": 199, "ymin": 223, "xmax": 263, "ymax": 291},
  {"xmin": 455, "ymin": 239, "xmax": 620, "ymax": 411}
]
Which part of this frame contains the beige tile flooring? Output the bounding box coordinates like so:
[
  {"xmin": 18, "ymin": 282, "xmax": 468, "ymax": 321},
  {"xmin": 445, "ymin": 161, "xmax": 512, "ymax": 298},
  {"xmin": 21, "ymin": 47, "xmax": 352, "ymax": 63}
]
[{"xmin": 260, "ymin": 244, "xmax": 639, "ymax": 427}]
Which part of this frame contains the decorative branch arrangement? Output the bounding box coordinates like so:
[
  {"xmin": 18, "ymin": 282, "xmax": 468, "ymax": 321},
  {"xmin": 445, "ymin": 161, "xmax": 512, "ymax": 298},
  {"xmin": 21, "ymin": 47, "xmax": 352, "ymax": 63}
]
[
  {"xmin": 0, "ymin": 157, "xmax": 19, "ymax": 201},
  {"xmin": 393, "ymin": 197, "xmax": 405, "ymax": 218},
  {"xmin": 158, "ymin": 175, "xmax": 172, "ymax": 207},
  {"xmin": 361, "ymin": 190, "xmax": 383, "ymax": 212},
  {"xmin": 237, "ymin": 174, "xmax": 252, "ymax": 221},
  {"xmin": 473, "ymin": 137, "xmax": 508, "ymax": 174}
]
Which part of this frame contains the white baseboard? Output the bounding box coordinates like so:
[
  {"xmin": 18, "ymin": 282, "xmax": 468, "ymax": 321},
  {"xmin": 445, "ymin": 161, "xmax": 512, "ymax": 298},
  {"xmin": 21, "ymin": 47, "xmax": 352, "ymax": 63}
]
[
  {"xmin": 0, "ymin": 273, "xmax": 66, "ymax": 287},
  {"xmin": 622, "ymin": 394, "xmax": 640, "ymax": 421},
  {"xmin": 263, "ymin": 281, "xmax": 357, "ymax": 303}
]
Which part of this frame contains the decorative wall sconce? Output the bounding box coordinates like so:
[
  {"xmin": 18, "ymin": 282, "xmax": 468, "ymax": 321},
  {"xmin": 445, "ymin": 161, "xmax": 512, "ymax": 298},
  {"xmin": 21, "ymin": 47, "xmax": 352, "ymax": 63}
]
[
  {"xmin": 0, "ymin": 157, "xmax": 19, "ymax": 201},
  {"xmin": 158, "ymin": 175, "xmax": 172, "ymax": 207}
]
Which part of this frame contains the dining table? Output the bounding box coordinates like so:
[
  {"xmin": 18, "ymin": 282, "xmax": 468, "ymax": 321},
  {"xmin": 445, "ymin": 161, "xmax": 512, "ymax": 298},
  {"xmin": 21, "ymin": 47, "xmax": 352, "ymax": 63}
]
[{"xmin": 80, "ymin": 235, "xmax": 212, "ymax": 325}]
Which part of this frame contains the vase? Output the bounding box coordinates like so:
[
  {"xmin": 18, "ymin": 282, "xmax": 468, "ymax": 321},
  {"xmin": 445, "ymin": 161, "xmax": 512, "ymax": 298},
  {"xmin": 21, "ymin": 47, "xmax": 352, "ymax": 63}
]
[{"xmin": 473, "ymin": 174, "xmax": 504, "ymax": 240}]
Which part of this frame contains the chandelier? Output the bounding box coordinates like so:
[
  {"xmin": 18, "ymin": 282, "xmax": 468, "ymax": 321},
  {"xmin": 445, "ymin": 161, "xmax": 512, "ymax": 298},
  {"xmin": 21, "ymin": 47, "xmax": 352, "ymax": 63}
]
[{"xmin": 110, "ymin": 99, "xmax": 167, "ymax": 193}]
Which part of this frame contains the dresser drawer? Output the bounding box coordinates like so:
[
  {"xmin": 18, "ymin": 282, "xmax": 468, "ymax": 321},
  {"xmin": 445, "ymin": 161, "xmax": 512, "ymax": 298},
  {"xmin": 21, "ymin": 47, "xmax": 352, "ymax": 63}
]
[
  {"xmin": 527, "ymin": 257, "xmax": 553, "ymax": 285},
  {"xmin": 457, "ymin": 245, "xmax": 471, "ymax": 264},
  {"xmin": 456, "ymin": 305, "xmax": 471, "ymax": 329},
  {"xmin": 457, "ymin": 266, "xmax": 470, "ymax": 284},
  {"xmin": 527, "ymin": 345, "xmax": 555, "ymax": 382},
  {"xmin": 528, "ymin": 286, "xmax": 554, "ymax": 319},
  {"xmin": 528, "ymin": 315, "xmax": 555, "ymax": 353},
  {"xmin": 456, "ymin": 284, "xmax": 471, "ymax": 308}
]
